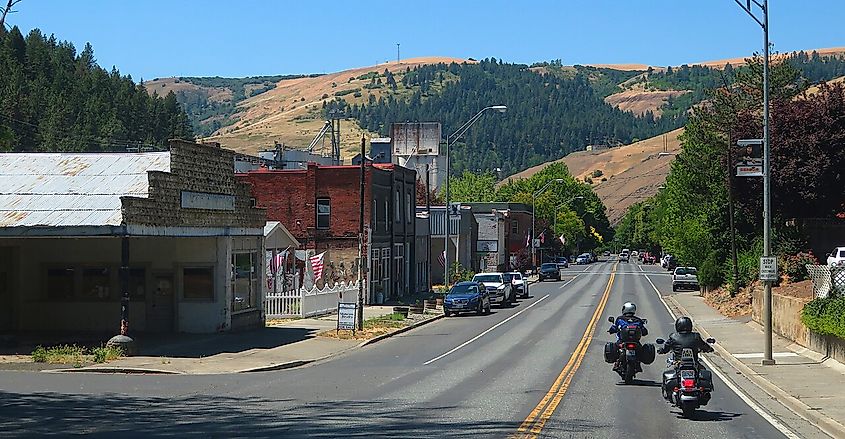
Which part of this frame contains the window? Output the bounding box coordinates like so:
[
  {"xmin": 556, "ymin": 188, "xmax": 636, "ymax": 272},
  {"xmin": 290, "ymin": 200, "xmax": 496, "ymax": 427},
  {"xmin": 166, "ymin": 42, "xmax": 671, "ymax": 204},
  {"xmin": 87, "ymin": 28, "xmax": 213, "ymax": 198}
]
[
  {"xmin": 46, "ymin": 268, "xmax": 75, "ymax": 300},
  {"xmin": 384, "ymin": 200, "xmax": 388, "ymax": 231},
  {"xmin": 395, "ymin": 190, "xmax": 401, "ymax": 223},
  {"xmin": 370, "ymin": 248, "xmax": 381, "ymax": 283},
  {"xmin": 372, "ymin": 199, "xmax": 377, "ymax": 228},
  {"xmin": 183, "ymin": 267, "xmax": 214, "ymax": 300},
  {"xmin": 316, "ymin": 198, "xmax": 331, "ymax": 229},
  {"xmin": 511, "ymin": 220, "xmax": 519, "ymax": 234},
  {"xmin": 381, "ymin": 248, "xmax": 390, "ymax": 281},
  {"xmin": 81, "ymin": 268, "xmax": 111, "ymax": 300},
  {"xmin": 232, "ymin": 252, "xmax": 258, "ymax": 312},
  {"xmin": 407, "ymin": 191, "xmax": 412, "ymax": 224}
]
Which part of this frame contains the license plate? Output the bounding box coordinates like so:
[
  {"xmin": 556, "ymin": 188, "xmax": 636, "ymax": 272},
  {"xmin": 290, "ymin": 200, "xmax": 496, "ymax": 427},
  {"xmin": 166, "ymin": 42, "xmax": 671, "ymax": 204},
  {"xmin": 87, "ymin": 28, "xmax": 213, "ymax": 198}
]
[{"xmin": 453, "ymin": 304, "xmax": 464, "ymax": 308}]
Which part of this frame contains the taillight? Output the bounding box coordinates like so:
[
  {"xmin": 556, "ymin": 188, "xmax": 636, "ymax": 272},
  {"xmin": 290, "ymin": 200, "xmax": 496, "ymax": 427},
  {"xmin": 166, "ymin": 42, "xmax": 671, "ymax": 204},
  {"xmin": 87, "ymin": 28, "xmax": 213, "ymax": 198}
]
[
  {"xmin": 626, "ymin": 343, "xmax": 638, "ymax": 350},
  {"xmin": 682, "ymin": 379, "xmax": 695, "ymax": 388}
]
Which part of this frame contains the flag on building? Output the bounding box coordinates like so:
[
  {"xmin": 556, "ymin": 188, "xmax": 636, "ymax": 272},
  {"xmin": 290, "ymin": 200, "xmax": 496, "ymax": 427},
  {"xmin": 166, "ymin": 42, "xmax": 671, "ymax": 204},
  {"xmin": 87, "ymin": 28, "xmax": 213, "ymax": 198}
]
[
  {"xmin": 310, "ymin": 252, "xmax": 326, "ymax": 280},
  {"xmin": 559, "ymin": 235, "xmax": 566, "ymax": 245},
  {"xmin": 525, "ymin": 232, "xmax": 531, "ymax": 248},
  {"xmin": 438, "ymin": 250, "xmax": 446, "ymax": 267}
]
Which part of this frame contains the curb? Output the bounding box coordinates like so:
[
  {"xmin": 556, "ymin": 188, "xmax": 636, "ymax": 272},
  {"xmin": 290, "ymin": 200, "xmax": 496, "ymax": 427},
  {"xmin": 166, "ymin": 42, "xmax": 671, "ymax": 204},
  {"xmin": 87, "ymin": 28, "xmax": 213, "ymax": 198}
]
[
  {"xmin": 665, "ymin": 295, "xmax": 845, "ymax": 439},
  {"xmin": 47, "ymin": 366, "xmax": 183, "ymax": 375},
  {"xmin": 358, "ymin": 313, "xmax": 446, "ymax": 348}
]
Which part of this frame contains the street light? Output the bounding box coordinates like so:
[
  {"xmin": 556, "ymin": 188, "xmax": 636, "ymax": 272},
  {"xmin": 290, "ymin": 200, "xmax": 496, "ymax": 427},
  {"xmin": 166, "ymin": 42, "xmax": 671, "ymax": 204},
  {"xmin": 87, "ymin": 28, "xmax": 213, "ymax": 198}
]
[
  {"xmin": 553, "ymin": 196, "xmax": 585, "ymax": 237},
  {"xmin": 444, "ymin": 105, "xmax": 507, "ymax": 286},
  {"xmin": 734, "ymin": 0, "xmax": 774, "ymax": 367},
  {"xmin": 531, "ymin": 178, "xmax": 565, "ymax": 269}
]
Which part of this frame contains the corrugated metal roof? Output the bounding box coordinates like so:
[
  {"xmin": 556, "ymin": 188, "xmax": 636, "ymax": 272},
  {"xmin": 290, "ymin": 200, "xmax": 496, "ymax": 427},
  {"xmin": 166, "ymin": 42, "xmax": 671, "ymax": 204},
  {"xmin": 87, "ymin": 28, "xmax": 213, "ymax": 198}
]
[{"xmin": 0, "ymin": 152, "xmax": 170, "ymax": 228}]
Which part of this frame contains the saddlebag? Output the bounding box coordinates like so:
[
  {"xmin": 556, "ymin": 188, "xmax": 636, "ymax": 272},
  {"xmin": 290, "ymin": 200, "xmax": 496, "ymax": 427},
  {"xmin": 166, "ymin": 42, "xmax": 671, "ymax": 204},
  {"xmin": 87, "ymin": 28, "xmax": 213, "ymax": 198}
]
[
  {"xmin": 698, "ymin": 369, "xmax": 714, "ymax": 391},
  {"xmin": 639, "ymin": 343, "xmax": 656, "ymax": 365},
  {"xmin": 604, "ymin": 342, "xmax": 619, "ymax": 363}
]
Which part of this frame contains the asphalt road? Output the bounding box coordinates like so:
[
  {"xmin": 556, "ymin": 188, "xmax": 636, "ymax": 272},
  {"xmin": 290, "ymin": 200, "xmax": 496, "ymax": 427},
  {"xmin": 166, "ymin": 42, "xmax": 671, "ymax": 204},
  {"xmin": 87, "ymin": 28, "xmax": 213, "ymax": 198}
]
[{"xmin": 0, "ymin": 260, "xmax": 795, "ymax": 438}]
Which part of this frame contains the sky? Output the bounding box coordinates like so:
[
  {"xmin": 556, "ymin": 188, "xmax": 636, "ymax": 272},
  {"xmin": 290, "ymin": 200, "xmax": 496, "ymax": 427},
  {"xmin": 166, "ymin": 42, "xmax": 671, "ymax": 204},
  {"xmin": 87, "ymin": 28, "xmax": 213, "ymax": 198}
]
[{"xmin": 7, "ymin": 0, "xmax": 845, "ymax": 80}]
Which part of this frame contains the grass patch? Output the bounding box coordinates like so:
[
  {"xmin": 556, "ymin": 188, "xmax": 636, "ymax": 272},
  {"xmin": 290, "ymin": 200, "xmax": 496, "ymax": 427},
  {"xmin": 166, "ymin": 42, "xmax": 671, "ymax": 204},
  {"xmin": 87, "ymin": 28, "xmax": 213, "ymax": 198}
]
[
  {"xmin": 31, "ymin": 344, "xmax": 124, "ymax": 366},
  {"xmin": 319, "ymin": 313, "xmax": 408, "ymax": 340}
]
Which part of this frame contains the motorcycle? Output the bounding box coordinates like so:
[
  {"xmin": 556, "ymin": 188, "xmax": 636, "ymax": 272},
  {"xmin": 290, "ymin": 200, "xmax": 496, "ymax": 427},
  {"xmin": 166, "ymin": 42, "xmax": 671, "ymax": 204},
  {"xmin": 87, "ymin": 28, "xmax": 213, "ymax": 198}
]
[
  {"xmin": 656, "ymin": 337, "xmax": 716, "ymax": 417},
  {"xmin": 604, "ymin": 316, "xmax": 656, "ymax": 384}
]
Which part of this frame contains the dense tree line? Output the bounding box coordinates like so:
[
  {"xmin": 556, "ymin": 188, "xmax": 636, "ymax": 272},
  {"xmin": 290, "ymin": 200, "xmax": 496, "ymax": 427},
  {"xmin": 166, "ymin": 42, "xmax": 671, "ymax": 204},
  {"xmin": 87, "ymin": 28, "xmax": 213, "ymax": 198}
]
[
  {"xmin": 0, "ymin": 26, "xmax": 194, "ymax": 152},
  {"xmin": 612, "ymin": 56, "xmax": 845, "ymax": 290},
  {"xmin": 327, "ymin": 59, "xmax": 681, "ymax": 177}
]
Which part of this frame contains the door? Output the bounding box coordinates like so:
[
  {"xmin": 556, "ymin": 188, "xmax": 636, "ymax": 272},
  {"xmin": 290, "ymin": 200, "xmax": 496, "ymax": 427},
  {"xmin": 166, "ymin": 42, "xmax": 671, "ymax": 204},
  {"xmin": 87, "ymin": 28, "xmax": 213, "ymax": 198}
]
[
  {"xmin": 146, "ymin": 273, "xmax": 174, "ymax": 332},
  {"xmin": 0, "ymin": 247, "xmax": 16, "ymax": 331}
]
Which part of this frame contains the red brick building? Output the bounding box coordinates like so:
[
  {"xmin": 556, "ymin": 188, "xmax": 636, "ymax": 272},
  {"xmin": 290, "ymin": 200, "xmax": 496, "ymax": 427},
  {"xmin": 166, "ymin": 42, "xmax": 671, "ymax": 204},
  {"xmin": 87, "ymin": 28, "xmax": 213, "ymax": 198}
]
[{"xmin": 238, "ymin": 163, "xmax": 417, "ymax": 303}]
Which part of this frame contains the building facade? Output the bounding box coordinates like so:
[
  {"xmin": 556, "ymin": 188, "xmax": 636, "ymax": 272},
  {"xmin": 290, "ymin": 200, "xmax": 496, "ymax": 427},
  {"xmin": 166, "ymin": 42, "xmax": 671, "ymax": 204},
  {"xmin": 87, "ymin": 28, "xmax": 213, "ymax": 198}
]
[
  {"xmin": 238, "ymin": 163, "xmax": 417, "ymax": 303},
  {"xmin": 464, "ymin": 203, "xmax": 533, "ymax": 271},
  {"xmin": 0, "ymin": 140, "xmax": 267, "ymax": 335}
]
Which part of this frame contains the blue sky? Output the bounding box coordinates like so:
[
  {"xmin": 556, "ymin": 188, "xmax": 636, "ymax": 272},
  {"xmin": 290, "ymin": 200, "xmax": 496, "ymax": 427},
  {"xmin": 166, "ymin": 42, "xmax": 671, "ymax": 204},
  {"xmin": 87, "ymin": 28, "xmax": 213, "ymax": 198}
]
[{"xmin": 8, "ymin": 0, "xmax": 844, "ymax": 80}]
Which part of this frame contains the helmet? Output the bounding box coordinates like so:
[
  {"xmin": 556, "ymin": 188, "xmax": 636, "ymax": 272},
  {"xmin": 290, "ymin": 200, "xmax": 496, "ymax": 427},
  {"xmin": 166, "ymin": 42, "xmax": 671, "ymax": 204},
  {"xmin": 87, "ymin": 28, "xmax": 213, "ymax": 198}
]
[
  {"xmin": 675, "ymin": 316, "xmax": 693, "ymax": 333},
  {"xmin": 621, "ymin": 302, "xmax": 637, "ymax": 316}
]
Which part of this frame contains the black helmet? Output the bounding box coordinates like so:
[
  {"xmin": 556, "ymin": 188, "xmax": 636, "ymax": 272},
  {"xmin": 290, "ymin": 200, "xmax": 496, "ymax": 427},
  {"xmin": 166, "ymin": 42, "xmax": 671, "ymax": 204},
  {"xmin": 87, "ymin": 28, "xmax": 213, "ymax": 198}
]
[{"xmin": 675, "ymin": 316, "xmax": 693, "ymax": 333}]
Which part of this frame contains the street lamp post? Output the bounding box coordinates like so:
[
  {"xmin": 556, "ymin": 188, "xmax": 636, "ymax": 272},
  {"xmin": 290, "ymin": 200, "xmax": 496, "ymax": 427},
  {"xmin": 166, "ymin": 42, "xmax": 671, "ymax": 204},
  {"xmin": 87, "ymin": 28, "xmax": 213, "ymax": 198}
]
[
  {"xmin": 531, "ymin": 179, "xmax": 565, "ymax": 269},
  {"xmin": 735, "ymin": 0, "xmax": 774, "ymax": 366},
  {"xmin": 444, "ymin": 105, "xmax": 507, "ymax": 286}
]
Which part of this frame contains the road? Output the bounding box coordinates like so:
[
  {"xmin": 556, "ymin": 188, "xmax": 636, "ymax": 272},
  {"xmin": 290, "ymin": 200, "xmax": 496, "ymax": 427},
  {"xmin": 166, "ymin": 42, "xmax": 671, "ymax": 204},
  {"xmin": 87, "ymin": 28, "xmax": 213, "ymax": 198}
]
[{"xmin": 0, "ymin": 261, "xmax": 798, "ymax": 438}]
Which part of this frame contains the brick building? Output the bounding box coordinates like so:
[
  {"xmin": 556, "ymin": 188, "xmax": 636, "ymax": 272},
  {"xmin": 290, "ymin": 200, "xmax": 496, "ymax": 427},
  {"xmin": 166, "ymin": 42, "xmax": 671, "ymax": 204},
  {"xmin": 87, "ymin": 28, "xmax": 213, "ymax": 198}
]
[
  {"xmin": 0, "ymin": 140, "xmax": 267, "ymax": 335},
  {"xmin": 464, "ymin": 203, "xmax": 533, "ymax": 271},
  {"xmin": 238, "ymin": 163, "xmax": 417, "ymax": 303}
]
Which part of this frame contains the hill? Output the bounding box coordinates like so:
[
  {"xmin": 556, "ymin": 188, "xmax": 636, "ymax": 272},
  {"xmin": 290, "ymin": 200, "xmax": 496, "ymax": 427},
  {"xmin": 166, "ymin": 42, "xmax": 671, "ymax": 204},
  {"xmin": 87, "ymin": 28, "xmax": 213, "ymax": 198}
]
[{"xmin": 503, "ymin": 129, "xmax": 683, "ymax": 223}]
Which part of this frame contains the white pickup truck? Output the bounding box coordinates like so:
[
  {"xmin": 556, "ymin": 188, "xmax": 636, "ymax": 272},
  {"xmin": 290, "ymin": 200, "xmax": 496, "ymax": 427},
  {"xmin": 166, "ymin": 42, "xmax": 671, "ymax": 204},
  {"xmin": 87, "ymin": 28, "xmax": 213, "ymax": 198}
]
[{"xmin": 672, "ymin": 266, "xmax": 699, "ymax": 292}]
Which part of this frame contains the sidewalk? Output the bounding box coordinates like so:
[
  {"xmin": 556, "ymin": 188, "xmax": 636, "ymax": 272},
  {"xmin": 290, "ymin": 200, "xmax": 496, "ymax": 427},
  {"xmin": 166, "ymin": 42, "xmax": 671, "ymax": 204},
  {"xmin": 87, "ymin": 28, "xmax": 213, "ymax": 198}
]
[
  {"xmin": 666, "ymin": 291, "xmax": 845, "ymax": 438},
  {"xmin": 45, "ymin": 306, "xmax": 440, "ymax": 375}
]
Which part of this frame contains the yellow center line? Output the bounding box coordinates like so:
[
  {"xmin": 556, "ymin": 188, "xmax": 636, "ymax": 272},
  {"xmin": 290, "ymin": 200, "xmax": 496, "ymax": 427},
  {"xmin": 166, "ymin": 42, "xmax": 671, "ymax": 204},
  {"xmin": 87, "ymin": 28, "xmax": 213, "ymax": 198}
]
[{"xmin": 513, "ymin": 263, "xmax": 618, "ymax": 439}]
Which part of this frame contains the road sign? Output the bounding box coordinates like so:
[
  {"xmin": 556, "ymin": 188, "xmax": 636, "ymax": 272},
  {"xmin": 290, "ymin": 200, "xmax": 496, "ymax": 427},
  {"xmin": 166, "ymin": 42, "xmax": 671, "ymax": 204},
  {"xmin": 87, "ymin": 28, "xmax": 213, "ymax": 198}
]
[
  {"xmin": 337, "ymin": 302, "xmax": 357, "ymax": 330},
  {"xmin": 760, "ymin": 257, "xmax": 778, "ymax": 282},
  {"xmin": 737, "ymin": 158, "xmax": 763, "ymax": 177}
]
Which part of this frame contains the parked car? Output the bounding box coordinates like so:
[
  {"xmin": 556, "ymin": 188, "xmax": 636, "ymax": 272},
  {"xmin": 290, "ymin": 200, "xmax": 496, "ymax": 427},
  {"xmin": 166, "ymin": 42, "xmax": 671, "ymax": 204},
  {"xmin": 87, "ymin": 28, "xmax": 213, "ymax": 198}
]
[
  {"xmin": 618, "ymin": 251, "xmax": 630, "ymax": 263},
  {"xmin": 827, "ymin": 247, "xmax": 845, "ymax": 267},
  {"xmin": 444, "ymin": 281, "xmax": 491, "ymax": 316},
  {"xmin": 661, "ymin": 254, "xmax": 672, "ymax": 268},
  {"xmin": 472, "ymin": 272, "xmax": 514, "ymax": 307},
  {"xmin": 603, "ymin": 251, "xmax": 611, "ymax": 257},
  {"xmin": 556, "ymin": 257, "xmax": 569, "ymax": 269},
  {"xmin": 631, "ymin": 250, "xmax": 639, "ymax": 259},
  {"xmin": 576, "ymin": 253, "xmax": 591, "ymax": 264},
  {"xmin": 539, "ymin": 263, "xmax": 561, "ymax": 282},
  {"xmin": 672, "ymin": 266, "xmax": 700, "ymax": 292},
  {"xmin": 508, "ymin": 271, "xmax": 529, "ymax": 298}
]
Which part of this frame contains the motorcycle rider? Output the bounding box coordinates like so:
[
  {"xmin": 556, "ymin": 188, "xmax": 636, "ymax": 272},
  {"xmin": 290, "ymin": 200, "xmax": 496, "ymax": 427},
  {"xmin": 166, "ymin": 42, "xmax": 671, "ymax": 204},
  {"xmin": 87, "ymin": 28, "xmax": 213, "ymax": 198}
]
[
  {"xmin": 658, "ymin": 316, "xmax": 714, "ymax": 399},
  {"xmin": 608, "ymin": 302, "xmax": 648, "ymax": 373}
]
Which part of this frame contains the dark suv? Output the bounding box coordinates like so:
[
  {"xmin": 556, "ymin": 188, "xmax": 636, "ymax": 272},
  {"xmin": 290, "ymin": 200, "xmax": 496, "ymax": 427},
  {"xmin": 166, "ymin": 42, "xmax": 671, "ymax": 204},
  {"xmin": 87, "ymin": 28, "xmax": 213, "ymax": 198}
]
[{"xmin": 539, "ymin": 263, "xmax": 561, "ymax": 281}]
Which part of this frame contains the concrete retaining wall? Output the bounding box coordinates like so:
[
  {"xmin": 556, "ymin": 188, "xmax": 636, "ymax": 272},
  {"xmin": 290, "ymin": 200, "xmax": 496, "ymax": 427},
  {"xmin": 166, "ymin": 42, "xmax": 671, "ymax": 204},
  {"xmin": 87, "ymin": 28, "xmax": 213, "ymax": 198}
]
[{"xmin": 752, "ymin": 288, "xmax": 845, "ymax": 364}]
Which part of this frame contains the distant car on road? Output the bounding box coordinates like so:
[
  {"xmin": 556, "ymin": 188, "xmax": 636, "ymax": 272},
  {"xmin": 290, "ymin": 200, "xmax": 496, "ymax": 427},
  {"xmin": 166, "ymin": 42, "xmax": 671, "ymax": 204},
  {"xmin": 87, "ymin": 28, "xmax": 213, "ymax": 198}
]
[
  {"xmin": 661, "ymin": 254, "xmax": 672, "ymax": 268},
  {"xmin": 444, "ymin": 281, "xmax": 491, "ymax": 316},
  {"xmin": 672, "ymin": 266, "xmax": 700, "ymax": 292},
  {"xmin": 539, "ymin": 263, "xmax": 561, "ymax": 282},
  {"xmin": 603, "ymin": 251, "xmax": 611, "ymax": 257},
  {"xmin": 472, "ymin": 272, "xmax": 514, "ymax": 307},
  {"xmin": 556, "ymin": 257, "xmax": 569, "ymax": 269},
  {"xmin": 828, "ymin": 247, "xmax": 845, "ymax": 267},
  {"xmin": 506, "ymin": 271, "xmax": 528, "ymax": 299},
  {"xmin": 576, "ymin": 253, "xmax": 591, "ymax": 264},
  {"xmin": 618, "ymin": 251, "xmax": 630, "ymax": 263},
  {"xmin": 665, "ymin": 255, "xmax": 678, "ymax": 271}
]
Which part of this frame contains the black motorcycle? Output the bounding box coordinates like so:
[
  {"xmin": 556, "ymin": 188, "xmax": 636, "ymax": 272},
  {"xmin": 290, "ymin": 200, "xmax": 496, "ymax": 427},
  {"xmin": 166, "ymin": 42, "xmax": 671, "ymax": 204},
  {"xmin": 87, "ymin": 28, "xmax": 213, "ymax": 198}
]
[
  {"xmin": 656, "ymin": 337, "xmax": 716, "ymax": 417},
  {"xmin": 604, "ymin": 317, "xmax": 656, "ymax": 383}
]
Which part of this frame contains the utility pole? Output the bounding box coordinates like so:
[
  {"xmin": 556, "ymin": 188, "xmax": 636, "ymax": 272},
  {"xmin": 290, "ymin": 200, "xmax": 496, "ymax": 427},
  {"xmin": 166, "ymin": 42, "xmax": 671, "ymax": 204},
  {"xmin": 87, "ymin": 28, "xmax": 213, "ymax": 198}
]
[
  {"xmin": 357, "ymin": 134, "xmax": 366, "ymax": 330},
  {"xmin": 425, "ymin": 164, "xmax": 432, "ymax": 293},
  {"xmin": 396, "ymin": 43, "xmax": 400, "ymax": 64},
  {"xmin": 727, "ymin": 132, "xmax": 739, "ymax": 297},
  {"xmin": 735, "ymin": 0, "xmax": 774, "ymax": 366}
]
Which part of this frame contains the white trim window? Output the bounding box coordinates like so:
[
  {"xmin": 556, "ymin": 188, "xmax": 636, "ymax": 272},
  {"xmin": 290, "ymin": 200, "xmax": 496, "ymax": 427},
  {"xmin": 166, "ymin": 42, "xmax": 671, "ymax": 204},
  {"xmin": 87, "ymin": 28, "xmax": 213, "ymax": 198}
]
[{"xmin": 316, "ymin": 198, "xmax": 331, "ymax": 229}]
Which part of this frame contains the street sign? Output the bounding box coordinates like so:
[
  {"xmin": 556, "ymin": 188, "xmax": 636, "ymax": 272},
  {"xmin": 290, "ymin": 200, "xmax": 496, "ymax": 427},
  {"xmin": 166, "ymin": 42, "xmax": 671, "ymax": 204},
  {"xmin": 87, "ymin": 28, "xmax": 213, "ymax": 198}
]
[
  {"xmin": 337, "ymin": 302, "xmax": 357, "ymax": 330},
  {"xmin": 737, "ymin": 158, "xmax": 763, "ymax": 177},
  {"xmin": 760, "ymin": 257, "xmax": 778, "ymax": 282}
]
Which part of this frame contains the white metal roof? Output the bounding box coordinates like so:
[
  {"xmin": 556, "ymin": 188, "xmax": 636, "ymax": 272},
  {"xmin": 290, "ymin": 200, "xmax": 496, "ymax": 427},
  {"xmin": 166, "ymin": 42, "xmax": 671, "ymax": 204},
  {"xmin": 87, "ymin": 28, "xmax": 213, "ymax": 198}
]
[{"xmin": 0, "ymin": 152, "xmax": 170, "ymax": 228}]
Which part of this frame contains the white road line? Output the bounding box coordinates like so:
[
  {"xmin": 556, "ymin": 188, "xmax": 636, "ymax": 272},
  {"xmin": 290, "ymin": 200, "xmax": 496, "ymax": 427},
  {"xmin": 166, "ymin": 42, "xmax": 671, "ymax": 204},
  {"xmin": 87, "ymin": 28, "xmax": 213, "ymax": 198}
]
[
  {"xmin": 423, "ymin": 294, "xmax": 551, "ymax": 365},
  {"xmin": 642, "ymin": 271, "xmax": 800, "ymax": 439},
  {"xmin": 424, "ymin": 274, "xmax": 584, "ymax": 365}
]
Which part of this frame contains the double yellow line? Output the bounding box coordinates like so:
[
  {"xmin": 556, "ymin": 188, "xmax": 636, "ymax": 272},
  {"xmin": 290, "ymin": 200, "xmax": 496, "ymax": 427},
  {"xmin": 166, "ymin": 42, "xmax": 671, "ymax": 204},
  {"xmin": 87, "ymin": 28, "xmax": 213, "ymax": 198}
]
[{"xmin": 513, "ymin": 264, "xmax": 617, "ymax": 438}]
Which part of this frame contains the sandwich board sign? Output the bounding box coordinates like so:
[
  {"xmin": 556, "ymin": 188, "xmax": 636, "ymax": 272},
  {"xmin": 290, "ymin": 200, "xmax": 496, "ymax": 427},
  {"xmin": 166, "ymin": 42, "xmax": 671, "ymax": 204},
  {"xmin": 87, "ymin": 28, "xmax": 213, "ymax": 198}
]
[{"xmin": 337, "ymin": 302, "xmax": 357, "ymax": 331}]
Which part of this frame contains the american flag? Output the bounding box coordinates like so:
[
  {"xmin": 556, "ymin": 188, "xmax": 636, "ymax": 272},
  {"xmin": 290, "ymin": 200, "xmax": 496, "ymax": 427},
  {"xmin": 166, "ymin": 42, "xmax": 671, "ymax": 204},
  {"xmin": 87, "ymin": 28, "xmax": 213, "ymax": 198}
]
[
  {"xmin": 310, "ymin": 252, "xmax": 326, "ymax": 280},
  {"xmin": 438, "ymin": 250, "xmax": 446, "ymax": 267}
]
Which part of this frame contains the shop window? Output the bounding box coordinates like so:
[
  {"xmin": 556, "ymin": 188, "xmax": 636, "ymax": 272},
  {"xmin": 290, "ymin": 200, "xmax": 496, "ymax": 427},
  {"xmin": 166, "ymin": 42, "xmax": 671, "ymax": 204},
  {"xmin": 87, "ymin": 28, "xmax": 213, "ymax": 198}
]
[
  {"xmin": 232, "ymin": 252, "xmax": 258, "ymax": 312},
  {"xmin": 370, "ymin": 248, "xmax": 380, "ymax": 283},
  {"xmin": 316, "ymin": 198, "xmax": 331, "ymax": 229},
  {"xmin": 81, "ymin": 267, "xmax": 111, "ymax": 300},
  {"xmin": 511, "ymin": 220, "xmax": 519, "ymax": 234},
  {"xmin": 183, "ymin": 267, "xmax": 214, "ymax": 300},
  {"xmin": 46, "ymin": 268, "xmax": 75, "ymax": 300},
  {"xmin": 381, "ymin": 248, "xmax": 390, "ymax": 281}
]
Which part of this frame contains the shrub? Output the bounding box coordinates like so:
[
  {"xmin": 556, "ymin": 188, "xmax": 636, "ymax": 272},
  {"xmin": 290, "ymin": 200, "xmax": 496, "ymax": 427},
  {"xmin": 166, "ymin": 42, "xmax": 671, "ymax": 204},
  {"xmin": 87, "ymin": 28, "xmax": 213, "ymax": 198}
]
[
  {"xmin": 92, "ymin": 346, "xmax": 124, "ymax": 363},
  {"xmin": 591, "ymin": 169, "xmax": 603, "ymax": 178},
  {"xmin": 31, "ymin": 346, "xmax": 48, "ymax": 363},
  {"xmin": 802, "ymin": 296, "xmax": 845, "ymax": 339},
  {"xmin": 780, "ymin": 251, "xmax": 819, "ymax": 282}
]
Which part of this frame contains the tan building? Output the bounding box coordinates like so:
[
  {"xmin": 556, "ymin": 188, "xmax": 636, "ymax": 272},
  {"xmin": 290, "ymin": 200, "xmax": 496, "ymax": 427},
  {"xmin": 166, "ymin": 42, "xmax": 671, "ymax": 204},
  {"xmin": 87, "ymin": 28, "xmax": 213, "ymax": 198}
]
[{"xmin": 0, "ymin": 140, "xmax": 267, "ymax": 335}]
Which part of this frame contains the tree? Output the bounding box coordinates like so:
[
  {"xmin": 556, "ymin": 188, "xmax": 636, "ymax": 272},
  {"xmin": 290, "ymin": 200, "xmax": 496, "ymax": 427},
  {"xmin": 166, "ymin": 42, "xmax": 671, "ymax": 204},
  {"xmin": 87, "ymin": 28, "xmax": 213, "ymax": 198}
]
[{"xmin": 449, "ymin": 171, "xmax": 497, "ymax": 202}]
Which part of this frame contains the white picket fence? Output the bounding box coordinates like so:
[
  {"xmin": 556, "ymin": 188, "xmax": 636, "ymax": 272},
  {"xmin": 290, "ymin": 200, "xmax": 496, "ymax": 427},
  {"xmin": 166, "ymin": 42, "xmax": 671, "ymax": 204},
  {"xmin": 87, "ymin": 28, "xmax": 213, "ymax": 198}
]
[{"xmin": 265, "ymin": 281, "xmax": 359, "ymax": 318}]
